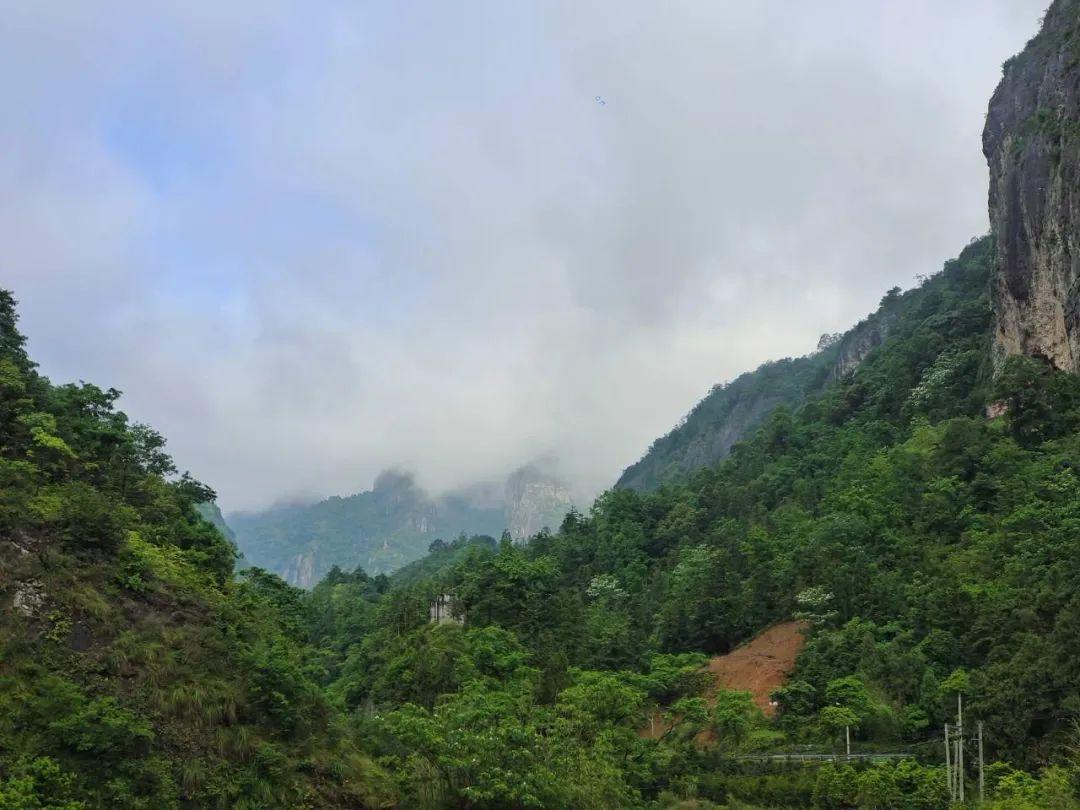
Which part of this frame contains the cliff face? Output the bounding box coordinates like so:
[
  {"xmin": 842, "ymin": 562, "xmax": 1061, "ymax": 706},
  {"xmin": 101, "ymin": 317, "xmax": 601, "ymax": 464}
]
[
  {"xmin": 827, "ymin": 311, "xmax": 896, "ymax": 382},
  {"xmin": 504, "ymin": 465, "xmax": 573, "ymax": 541},
  {"xmin": 984, "ymin": 0, "xmax": 1080, "ymax": 371},
  {"xmin": 614, "ymin": 358, "xmax": 815, "ymax": 492}
]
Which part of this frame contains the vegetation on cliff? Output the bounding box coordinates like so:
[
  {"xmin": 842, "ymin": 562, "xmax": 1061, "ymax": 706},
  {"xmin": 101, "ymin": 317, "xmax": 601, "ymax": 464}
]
[
  {"xmin": 9, "ymin": 5, "xmax": 1080, "ymax": 804},
  {"xmin": 230, "ymin": 466, "xmax": 572, "ymax": 588},
  {"xmin": 9, "ymin": 228, "xmax": 1080, "ymax": 807}
]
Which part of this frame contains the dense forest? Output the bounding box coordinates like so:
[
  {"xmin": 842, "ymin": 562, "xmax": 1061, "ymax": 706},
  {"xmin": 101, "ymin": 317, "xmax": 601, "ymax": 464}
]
[
  {"xmin": 8, "ymin": 3, "xmax": 1080, "ymax": 804},
  {"xmin": 0, "ymin": 291, "xmax": 395, "ymax": 807},
  {"xmin": 7, "ymin": 230, "xmax": 1080, "ymax": 807}
]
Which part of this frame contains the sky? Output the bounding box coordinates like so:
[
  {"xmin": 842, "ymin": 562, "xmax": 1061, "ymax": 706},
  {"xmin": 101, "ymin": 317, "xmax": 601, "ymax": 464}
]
[{"xmin": 2, "ymin": 1, "xmax": 1045, "ymax": 512}]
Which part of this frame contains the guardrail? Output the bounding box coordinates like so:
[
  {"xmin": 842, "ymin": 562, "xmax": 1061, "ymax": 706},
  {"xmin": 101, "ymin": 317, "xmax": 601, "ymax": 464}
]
[{"xmin": 733, "ymin": 753, "xmax": 915, "ymax": 762}]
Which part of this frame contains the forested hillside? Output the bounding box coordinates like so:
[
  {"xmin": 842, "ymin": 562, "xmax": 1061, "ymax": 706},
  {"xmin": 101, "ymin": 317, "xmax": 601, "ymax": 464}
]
[
  {"xmin": 231, "ymin": 465, "xmax": 572, "ymax": 587},
  {"xmin": 10, "ymin": 226, "xmax": 1080, "ymax": 807},
  {"xmin": 279, "ymin": 233, "xmax": 1080, "ymax": 806},
  {"xmin": 0, "ymin": 292, "xmax": 393, "ymax": 808},
  {"xmin": 616, "ymin": 289, "xmax": 900, "ymax": 492},
  {"xmin": 7, "ymin": 3, "xmax": 1080, "ymax": 807}
]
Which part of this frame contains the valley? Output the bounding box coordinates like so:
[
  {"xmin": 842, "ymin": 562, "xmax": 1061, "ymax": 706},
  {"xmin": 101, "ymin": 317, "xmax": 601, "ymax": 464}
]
[{"xmin": 4, "ymin": 2, "xmax": 1080, "ymax": 808}]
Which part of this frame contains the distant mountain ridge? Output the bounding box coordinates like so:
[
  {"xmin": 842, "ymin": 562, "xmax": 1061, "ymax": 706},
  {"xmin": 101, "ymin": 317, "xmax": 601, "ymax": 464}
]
[
  {"xmin": 230, "ymin": 465, "xmax": 572, "ymax": 587},
  {"xmin": 615, "ymin": 284, "xmax": 907, "ymax": 491}
]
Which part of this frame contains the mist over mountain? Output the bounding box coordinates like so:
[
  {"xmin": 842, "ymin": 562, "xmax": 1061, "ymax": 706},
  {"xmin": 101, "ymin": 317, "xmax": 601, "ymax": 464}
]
[
  {"xmin": 0, "ymin": 1, "xmax": 1041, "ymax": 514},
  {"xmin": 11, "ymin": 2, "xmax": 1080, "ymax": 808},
  {"xmin": 616, "ymin": 291, "xmax": 902, "ymax": 491},
  {"xmin": 230, "ymin": 464, "xmax": 573, "ymax": 586}
]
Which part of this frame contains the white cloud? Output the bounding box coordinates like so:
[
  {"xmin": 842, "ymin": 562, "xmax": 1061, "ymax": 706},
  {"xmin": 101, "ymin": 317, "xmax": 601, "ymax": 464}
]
[{"xmin": 0, "ymin": 0, "xmax": 1044, "ymax": 509}]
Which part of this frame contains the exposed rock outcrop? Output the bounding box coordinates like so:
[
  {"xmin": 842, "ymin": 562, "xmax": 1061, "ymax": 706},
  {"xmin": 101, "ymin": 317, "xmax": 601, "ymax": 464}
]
[
  {"xmin": 984, "ymin": 0, "xmax": 1080, "ymax": 371},
  {"xmin": 504, "ymin": 465, "xmax": 573, "ymax": 541},
  {"xmin": 827, "ymin": 310, "xmax": 896, "ymax": 382}
]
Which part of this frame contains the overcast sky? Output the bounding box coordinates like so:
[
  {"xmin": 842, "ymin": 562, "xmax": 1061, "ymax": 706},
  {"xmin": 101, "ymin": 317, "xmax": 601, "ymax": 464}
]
[{"xmin": 3, "ymin": 1, "xmax": 1044, "ymax": 511}]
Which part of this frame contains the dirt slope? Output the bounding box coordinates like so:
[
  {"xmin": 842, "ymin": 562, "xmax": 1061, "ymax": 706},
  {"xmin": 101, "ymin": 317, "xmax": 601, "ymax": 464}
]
[{"xmin": 705, "ymin": 620, "xmax": 807, "ymax": 716}]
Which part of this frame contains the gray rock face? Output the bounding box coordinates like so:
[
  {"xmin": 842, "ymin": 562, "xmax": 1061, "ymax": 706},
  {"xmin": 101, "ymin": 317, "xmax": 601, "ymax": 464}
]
[
  {"xmin": 504, "ymin": 466, "xmax": 573, "ymax": 541},
  {"xmin": 828, "ymin": 312, "xmax": 896, "ymax": 382},
  {"xmin": 13, "ymin": 580, "xmax": 44, "ymax": 616},
  {"xmin": 984, "ymin": 0, "xmax": 1080, "ymax": 371}
]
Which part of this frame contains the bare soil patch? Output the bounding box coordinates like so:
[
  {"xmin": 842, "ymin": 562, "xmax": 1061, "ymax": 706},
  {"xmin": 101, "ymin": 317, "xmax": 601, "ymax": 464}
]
[{"xmin": 704, "ymin": 620, "xmax": 807, "ymax": 716}]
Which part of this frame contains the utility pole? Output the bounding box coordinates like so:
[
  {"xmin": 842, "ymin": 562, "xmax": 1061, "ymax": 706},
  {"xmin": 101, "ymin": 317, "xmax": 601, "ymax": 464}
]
[
  {"xmin": 958, "ymin": 693, "xmax": 965, "ymax": 803},
  {"xmin": 945, "ymin": 724, "xmax": 953, "ymax": 800},
  {"xmin": 845, "ymin": 725, "xmax": 850, "ymax": 758},
  {"xmin": 978, "ymin": 721, "xmax": 985, "ymax": 803}
]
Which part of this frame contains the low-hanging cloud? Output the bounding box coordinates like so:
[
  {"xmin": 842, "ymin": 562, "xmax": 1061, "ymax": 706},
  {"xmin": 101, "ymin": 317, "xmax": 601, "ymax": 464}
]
[{"xmin": 1, "ymin": 0, "xmax": 1044, "ymax": 510}]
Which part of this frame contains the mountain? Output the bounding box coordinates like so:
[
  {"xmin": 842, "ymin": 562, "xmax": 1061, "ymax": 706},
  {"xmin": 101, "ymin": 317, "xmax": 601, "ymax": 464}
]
[
  {"xmin": 311, "ymin": 230, "xmax": 1080, "ymax": 805},
  {"xmin": 615, "ymin": 289, "xmax": 903, "ymax": 491},
  {"xmin": 616, "ymin": 0, "xmax": 1080, "ymax": 499},
  {"xmin": 985, "ymin": 0, "xmax": 1080, "ymax": 372},
  {"xmin": 231, "ymin": 465, "xmax": 572, "ymax": 587},
  {"xmin": 8, "ymin": 6, "xmax": 1080, "ymax": 807},
  {"xmin": 194, "ymin": 500, "xmax": 235, "ymax": 543},
  {"xmin": 504, "ymin": 464, "xmax": 574, "ymax": 539},
  {"xmin": 308, "ymin": 11, "xmax": 1080, "ymax": 804},
  {"xmin": 0, "ymin": 292, "xmax": 393, "ymax": 807}
]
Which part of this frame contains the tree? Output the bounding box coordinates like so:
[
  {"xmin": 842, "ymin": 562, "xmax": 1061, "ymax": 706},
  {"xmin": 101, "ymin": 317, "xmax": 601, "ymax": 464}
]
[
  {"xmin": 711, "ymin": 690, "xmax": 759, "ymax": 750},
  {"xmin": 819, "ymin": 706, "xmax": 860, "ymax": 749}
]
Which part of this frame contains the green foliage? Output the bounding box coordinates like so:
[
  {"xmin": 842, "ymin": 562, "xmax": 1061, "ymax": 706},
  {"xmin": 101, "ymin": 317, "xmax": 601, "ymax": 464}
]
[
  {"xmin": 813, "ymin": 760, "xmax": 948, "ymax": 808},
  {"xmin": 0, "ymin": 757, "xmax": 87, "ymax": 810},
  {"xmin": 710, "ymin": 690, "xmax": 760, "ymax": 750},
  {"xmin": 993, "ymin": 355, "xmax": 1080, "ymax": 446},
  {"xmin": 229, "ymin": 473, "xmax": 508, "ymax": 583},
  {"xmin": 0, "ymin": 292, "xmax": 392, "ymax": 808},
  {"xmin": 375, "ymin": 679, "xmax": 637, "ymax": 808},
  {"xmin": 8, "ymin": 227, "xmax": 1080, "ymax": 808}
]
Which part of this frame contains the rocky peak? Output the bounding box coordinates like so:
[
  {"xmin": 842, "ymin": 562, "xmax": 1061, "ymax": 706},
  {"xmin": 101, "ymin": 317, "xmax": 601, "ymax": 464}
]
[
  {"xmin": 984, "ymin": 0, "xmax": 1080, "ymax": 371},
  {"xmin": 503, "ymin": 464, "xmax": 573, "ymax": 541}
]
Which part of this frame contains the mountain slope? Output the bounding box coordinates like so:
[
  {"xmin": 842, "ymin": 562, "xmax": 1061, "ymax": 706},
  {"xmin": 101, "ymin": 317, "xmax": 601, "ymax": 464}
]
[
  {"xmin": 616, "ymin": 279, "xmax": 918, "ymax": 492},
  {"xmin": 231, "ymin": 466, "xmax": 572, "ymax": 587},
  {"xmin": 305, "ymin": 227, "xmax": 1080, "ymax": 805},
  {"xmin": 0, "ymin": 293, "xmax": 392, "ymax": 808},
  {"xmin": 230, "ymin": 470, "xmax": 505, "ymax": 587}
]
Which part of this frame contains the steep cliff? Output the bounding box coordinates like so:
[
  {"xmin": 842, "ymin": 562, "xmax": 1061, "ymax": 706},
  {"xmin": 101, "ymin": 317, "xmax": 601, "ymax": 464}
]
[
  {"xmin": 984, "ymin": 0, "xmax": 1080, "ymax": 371},
  {"xmin": 504, "ymin": 464, "xmax": 574, "ymax": 541},
  {"xmin": 827, "ymin": 306, "xmax": 897, "ymax": 382}
]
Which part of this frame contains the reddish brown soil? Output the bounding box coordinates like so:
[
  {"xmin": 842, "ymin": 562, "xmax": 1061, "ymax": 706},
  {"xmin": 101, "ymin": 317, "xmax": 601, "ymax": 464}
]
[
  {"xmin": 705, "ymin": 620, "xmax": 808, "ymax": 716},
  {"xmin": 641, "ymin": 620, "xmax": 807, "ymax": 740}
]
